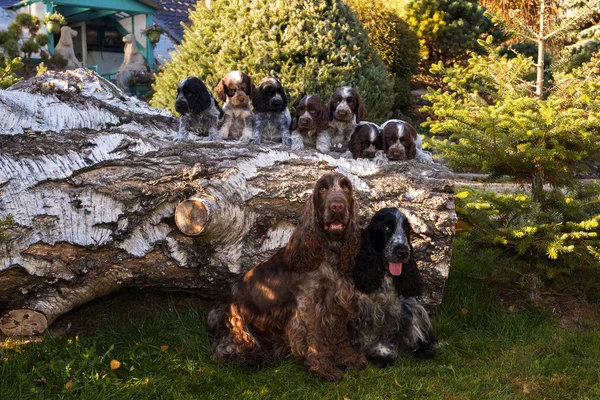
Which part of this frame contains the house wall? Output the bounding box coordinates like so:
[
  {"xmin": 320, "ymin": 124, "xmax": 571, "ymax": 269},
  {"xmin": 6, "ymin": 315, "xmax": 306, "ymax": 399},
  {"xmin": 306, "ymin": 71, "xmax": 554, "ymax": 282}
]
[
  {"xmin": 87, "ymin": 51, "xmax": 123, "ymax": 77},
  {"xmin": 16, "ymin": 2, "xmax": 45, "ymax": 21}
]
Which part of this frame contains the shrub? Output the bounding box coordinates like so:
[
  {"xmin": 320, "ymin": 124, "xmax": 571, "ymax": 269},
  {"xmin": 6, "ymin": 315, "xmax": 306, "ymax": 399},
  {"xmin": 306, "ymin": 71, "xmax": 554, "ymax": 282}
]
[
  {"xmin": 423, "ymin": 43, "xmax": 600, "ymax": 198},
  {"xmin": 151, "ymin": 0, "xmax": 394, "ymax": 122},
  {"xmin": 0, "ymin": 13, "xmax": 65, "ymax": 77},
  {"xmin": 344, "ymin": 0, "xmax": 419, "ymax": 109},
  {"xmin": 455, "ymin": 185, "xmax": 600, "ymax": 280},
  {"xmin": 404, "ymin": 0, "xmax": 496, "ymax": 66}
]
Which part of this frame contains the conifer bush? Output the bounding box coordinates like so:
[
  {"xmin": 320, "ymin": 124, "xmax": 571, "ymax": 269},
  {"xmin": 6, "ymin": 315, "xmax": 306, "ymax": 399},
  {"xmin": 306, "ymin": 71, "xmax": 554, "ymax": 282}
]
[
  {"xmin": 151, "ymin": 0, "xmax": 394, "ymax": 122},
  {"xmin": 455, "ymin": 186, "xmax": 600, "ymax": 279},
  {"xmin": 344, "ymin": 0, "xmax": 419, "ymax": 109},
  {"xmin": 425, "ymin": 42, "xmax": 600, "ymax": 278},
  {"xmin": 403, "ymin": 0, "xmax": 495, "ymax": 66}
]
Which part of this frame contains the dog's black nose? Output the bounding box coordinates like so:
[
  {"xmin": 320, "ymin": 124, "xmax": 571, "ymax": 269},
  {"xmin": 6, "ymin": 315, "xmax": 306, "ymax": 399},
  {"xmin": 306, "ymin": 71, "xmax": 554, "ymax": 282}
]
[{"xmin": 394, "ymin": 245, "xmax": 409, "ymax": 259}]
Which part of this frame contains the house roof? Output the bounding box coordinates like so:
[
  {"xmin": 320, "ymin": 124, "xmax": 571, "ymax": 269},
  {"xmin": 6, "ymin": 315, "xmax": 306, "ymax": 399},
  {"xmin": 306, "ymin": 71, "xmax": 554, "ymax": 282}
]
[{"xmin": 154, "ymin": 0, "xmax": 196, "ymax": 43}]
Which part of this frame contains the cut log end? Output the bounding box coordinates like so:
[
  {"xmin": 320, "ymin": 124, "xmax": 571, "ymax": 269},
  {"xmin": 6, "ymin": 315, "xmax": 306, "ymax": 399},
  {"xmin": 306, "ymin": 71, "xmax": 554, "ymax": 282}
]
[
  {"xmin": 175, "ymin": 197, "xmax": 211, "ymax": 236},
  {"xmin": 1, "ymin": 309, "xmax": 48, "ymax": 336}
]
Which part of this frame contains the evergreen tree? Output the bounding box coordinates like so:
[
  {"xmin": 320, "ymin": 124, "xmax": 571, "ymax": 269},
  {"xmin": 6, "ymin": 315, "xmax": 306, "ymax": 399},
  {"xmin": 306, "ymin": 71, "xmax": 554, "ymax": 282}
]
[
  {"xmin": 344, "ymin": 0, "xmax": 419, "ymax": 109},
  {"xmin": 152, "ymin": 0, "xmax": 394, "ymax": 122},
  {"xmin": 403, "ymin": 0, "xmax": 496, "ymax": 66}
]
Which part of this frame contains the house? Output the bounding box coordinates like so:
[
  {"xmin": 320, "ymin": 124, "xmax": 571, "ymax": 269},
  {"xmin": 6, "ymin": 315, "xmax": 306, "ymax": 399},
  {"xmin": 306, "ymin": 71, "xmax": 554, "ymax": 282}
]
[
  {"xmin": 8, "ymin": 0, "xmax": 164, "ymax": 78},
  {"xmin": 153, "ymin": 0, "xmax": 197, "ymax": 64}
]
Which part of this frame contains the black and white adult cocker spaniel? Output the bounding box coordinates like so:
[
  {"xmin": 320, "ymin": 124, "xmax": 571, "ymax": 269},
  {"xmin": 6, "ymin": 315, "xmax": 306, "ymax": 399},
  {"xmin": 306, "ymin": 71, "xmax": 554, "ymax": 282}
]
[
  {"xmin": 350, "ymin": 208, "xmax": 437, "ymax": 367},
  {"xmin": 251, "ymin": 76, "xmax": 291, "ymax": 145},
  {"xmin": 174, "ymin": 77, "xmax": 223, "ymax": 141}
]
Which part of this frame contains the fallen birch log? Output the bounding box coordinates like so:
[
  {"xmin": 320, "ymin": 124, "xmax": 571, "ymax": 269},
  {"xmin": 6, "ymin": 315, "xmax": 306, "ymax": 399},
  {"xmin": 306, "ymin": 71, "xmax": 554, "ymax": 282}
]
[{"xmin": 0, "ymin": 70, "xmax": 456, "ymax": 336}]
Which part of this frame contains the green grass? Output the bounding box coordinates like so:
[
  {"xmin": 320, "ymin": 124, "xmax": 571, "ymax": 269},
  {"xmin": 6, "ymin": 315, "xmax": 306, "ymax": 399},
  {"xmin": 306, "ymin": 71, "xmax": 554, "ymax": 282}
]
[{"xmin": 2, "ymin": 238, "xmax": 600, "ymax": 399}]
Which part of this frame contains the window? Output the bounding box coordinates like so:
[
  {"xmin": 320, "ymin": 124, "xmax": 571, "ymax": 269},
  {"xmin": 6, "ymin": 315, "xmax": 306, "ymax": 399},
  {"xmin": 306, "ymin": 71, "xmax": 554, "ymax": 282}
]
[{"xmin": 86, "ymin": 27, "xmax": 125, "ymax": 52}]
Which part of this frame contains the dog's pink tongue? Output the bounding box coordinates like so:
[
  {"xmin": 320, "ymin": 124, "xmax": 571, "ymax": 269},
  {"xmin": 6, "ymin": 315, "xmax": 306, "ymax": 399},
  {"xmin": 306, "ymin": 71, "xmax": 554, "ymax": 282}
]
[{"xmin": 389, "ymin": 262, "xmax": 403, "ymax": 276}]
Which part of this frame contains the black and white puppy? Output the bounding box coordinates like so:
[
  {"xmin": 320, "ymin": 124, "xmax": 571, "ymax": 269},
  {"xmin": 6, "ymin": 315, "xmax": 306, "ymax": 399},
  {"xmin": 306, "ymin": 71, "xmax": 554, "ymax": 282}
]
[
  {"xmin": 251, "ymin": 76, "xmax": 291, "ymax": 145},
  {"xmin": 348, "ymin": 121, "xmax": 381, "ymax": 159},
  {"xmin": 215, "ymin": 71, "xmax": 255, "ymax": 141},
  {"xmin": 350, "ymin": 208, "xmax": 437, "ymax": 367},
  {"xmin": 174, "ymin": 77, "xmax": 223, "ymax": 141},
  {"xmin": 328, "ymin": 86, "xmax": 366, "ymax": 151}
]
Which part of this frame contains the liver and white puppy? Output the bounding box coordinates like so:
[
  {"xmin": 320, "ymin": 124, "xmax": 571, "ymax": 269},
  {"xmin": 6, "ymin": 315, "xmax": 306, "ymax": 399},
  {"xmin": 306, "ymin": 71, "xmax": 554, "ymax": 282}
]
[
  {"xmin": 380, "ymin": 119, "xmax": 433, "ymax": 163},
  {"xmin": 174, "ymin": 77, "xmax": 223, "ymax": 141},
  {"xmin": 328, "ymin": 86, "xmax": 366, "ymax": 151},
  {"xmin": 215, "ymin": 71, "xmax": 255, "ymax": 141},
  {"xmin": 251, "ymin": 76, "xmax": 291, "ymax": 145},
  {"xmin": 290, "ymin": 95, "xmax": 331, "ymax": 153},
  {"xmin": 348, "ymin": 122, "xmax": 381, "ymax": 159}
]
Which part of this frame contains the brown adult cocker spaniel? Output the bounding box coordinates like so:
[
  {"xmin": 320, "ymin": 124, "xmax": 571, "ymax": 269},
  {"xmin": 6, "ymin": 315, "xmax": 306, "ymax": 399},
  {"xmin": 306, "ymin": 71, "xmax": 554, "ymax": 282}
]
[{"xmin": 207, "ymin": 173, "xmax": 366, "ymax": 381}]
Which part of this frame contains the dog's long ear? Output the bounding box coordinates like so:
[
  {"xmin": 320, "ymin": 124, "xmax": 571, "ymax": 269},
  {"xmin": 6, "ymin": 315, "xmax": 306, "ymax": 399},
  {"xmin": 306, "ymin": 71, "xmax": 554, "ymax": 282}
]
[
  {"xmin": 316, "ymin": 98, "xmax": 330, "ymax": 132},
  {"xmin": 352, "ymin": 225, "xmax": 385, "ymax": 293},
  {"xmin": 327, "ymin": 95, "xmax": 336, "ymax": 121},
  {"xmin": 284, "ymin": 191, "xmax": 323, "ymax": 273},
  {"xmin": 355, "ymin": 93, "xmax": 366, "ymax": 123},
  {"xmin": 215, "ymin": 79, "xmax": 227, "ymax": 102},
  {"xmin": 394, "ymin": 224, "xmax": 422, "ymax": 298},
  {"xmin": 290, "ymin": 113, "xmax": 299, "ymax": 131}
]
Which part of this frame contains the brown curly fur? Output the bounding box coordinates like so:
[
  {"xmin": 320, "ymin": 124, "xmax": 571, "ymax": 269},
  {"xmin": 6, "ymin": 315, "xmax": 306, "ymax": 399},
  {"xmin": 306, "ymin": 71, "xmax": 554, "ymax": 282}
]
[{"xmin": 207, "ymin": 173, "xmax": 364, "ymax": 380}]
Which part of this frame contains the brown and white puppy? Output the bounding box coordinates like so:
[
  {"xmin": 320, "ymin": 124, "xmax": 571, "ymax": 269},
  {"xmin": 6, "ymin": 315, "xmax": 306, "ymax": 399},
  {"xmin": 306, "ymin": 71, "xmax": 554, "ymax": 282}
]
[
  {"xmin": 328, "ymin": 86, "xmax": 366, "ymax": 151},
  {"xmin": 380, "ymin": 119, "xmax": 433, "ymax": 163},
  {"xmin": 348, "ymin": 122, "xmax": 381, "ymax": 159},
  {"xmin": 251, "ymin": 76, "xmax": 291, "ymax": 145},
  {"xmin": 215, "ymin": 71, "xmax": 255, "ymax": 141},
  {"xmin": 290, "ymin": 95, "xmax": 331, "ymax": 153}
]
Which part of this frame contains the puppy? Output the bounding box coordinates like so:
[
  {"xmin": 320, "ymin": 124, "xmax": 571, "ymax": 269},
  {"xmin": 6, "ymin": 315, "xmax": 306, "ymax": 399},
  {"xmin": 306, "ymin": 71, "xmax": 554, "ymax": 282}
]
[
  {"xmin": 348, "ymin": 121, "xmax": 381, "ymax": 159},
  {"xmin": 380, "ymin": 119, "xmax": 433, "ymax": 163},
  {"xmin": 350, "ymin": 208, "xmax": 437, "ymax": 367},
  {"xmin": 328, "ymin": 86, "xmax": 366, "ymax": 151},
  {"xmin": 215, "ymin": 71, "xmax": 255, "ymax": 141},
  {"xmin": 290, "ymin": 95, "xmax": 331, "ymax": 153},
  {"xmin": 174, "ymin": 77, "xmax": 223, "ymax": 141},
  {"xmin": 251, "ymin": 76, "xmax": 291, "ymax": 145}
]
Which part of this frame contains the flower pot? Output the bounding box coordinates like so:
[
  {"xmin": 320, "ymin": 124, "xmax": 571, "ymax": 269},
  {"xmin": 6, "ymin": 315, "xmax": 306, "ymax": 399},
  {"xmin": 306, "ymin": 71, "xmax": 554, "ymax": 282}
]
[
  {"xmin": 46, "ymin": 21, "xmax": 61, "ymax": 34},
  {"xmin": 129, "ymin": 83, "xmax": 153, "ymax": 99},
  {"xmin": 146, "ymin": 31, "xmax": 161, "ymax": 44}
]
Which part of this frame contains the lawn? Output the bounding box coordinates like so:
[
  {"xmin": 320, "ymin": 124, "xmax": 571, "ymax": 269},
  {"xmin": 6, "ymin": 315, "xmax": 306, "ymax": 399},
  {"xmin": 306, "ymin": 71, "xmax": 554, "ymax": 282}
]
[{"xmin": 1, "ymin": 237, "xmax": 599, "ymax": 399}]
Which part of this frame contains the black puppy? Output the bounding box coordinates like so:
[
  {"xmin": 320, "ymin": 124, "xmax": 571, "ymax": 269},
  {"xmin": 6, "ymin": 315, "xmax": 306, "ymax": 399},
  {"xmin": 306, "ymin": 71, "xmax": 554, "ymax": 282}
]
[
  {"xmin": 175, "ymin": 77, "xmax": 222, "ymax": 141},
  {"xmin": 350, "ymin": 208, "xmax": 437, "ymax": 367},
  {"xmin": 251, "ymin": 76, "xmax": 291, "ymax": 145}
]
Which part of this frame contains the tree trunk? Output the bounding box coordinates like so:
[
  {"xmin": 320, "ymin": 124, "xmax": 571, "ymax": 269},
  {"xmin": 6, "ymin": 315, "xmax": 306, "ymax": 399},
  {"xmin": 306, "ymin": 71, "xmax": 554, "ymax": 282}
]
[
  {"xmin": 536, "ymin": 0, "xmax": 545, "ymax": 98},
  {"xmin": 0, "ymin": 69, "xmax": 456, "ymax": 336}
]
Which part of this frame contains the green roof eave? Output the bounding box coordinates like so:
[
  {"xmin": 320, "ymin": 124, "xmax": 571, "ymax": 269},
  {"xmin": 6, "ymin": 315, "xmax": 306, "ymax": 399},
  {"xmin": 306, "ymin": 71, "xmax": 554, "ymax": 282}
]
[{"xmin": 12, "ymin": 0, "xmax": 161, "ymax": 14}]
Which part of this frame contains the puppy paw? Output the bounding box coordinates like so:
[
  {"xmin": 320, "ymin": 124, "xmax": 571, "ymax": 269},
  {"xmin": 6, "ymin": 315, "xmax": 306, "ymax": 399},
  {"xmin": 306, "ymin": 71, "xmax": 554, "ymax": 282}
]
[
  {"xmin": 309, "ymin": 364, "xmax": 345, "ymax": 382},
  {"xmin": 341, "ymin": 150, "xmax": 354, "ymax": 159},
  {"xmin": 339, "ymin": 352, "xmax": 367, "ymax": 371}
]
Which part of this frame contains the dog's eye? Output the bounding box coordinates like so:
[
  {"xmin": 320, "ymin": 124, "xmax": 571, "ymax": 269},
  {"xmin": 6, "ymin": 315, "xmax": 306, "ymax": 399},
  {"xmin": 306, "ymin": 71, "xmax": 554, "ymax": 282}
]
[
  {"xmin": 382, "ymin": 226, "xmax": 390, "ymax": 232},
  {"xmin": 342, "ymin": 185, "xmax": 350, "ymax": 192},
  {"xmin": 319, "ymin": 187, "xmax": 327, "ymax": 193},
  {"xmin": 227, "ymin": 89, "xmax": 236, "ymax": 97}
]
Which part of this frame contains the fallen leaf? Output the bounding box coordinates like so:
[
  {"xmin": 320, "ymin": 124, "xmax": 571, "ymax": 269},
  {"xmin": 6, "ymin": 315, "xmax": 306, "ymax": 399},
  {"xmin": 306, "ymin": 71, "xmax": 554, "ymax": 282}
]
[
  {"xmin": 36, "ymin": 377, "xmax": 47, "ymax": 385},
  {"xmin": 523, "ymin": 384, "xmax": 530, "ymax": 394},
  {"xmin": 110, "ymin": 359, "xmax": 121, "ymax": 370},
  {"xmin": 394, "ymin": 378, "xmax": 402, "ymax": 387},
  {"xmin": 65, "ymin": 380, "xmax": 74, "ymax": 389},
  {"xmin": 461, "ymin": 308, "xmax": 468, "ymax": 315},
  {"xmin": 161, "ymin": 345, "xmax": 169, "ymax": 352}
]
